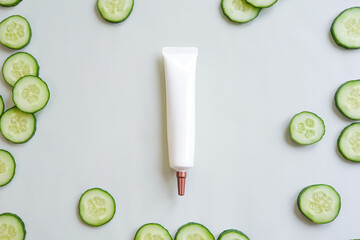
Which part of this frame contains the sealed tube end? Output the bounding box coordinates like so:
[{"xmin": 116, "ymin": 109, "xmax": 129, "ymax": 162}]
[{"xmin": 176, "ymin": 171, "xmax": 187, "ymax": 196}]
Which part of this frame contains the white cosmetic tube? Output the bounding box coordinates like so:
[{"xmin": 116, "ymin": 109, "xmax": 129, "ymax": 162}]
[{"xmin": 162, "ymin": 47, "xmax": 198, "ymax": 196}]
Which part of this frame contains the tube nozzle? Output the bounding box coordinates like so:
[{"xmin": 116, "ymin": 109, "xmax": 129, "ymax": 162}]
[{"xmin": 176, "ymin": 171, "xmax": 187, "ymax": 196}]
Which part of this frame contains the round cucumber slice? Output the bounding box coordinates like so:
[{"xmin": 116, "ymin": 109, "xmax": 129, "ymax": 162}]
[
  {"xmin": 297, "ymin": 184, "xmax": 341, "ymax": 224},
  {"xmin": 0, "ymin": 107, "xmax": 36, "ymax": 144},
  {"xmin": 0, "ymin": 150, "xmax": 15, "ymax": 187},
  {"xmin": 331, "ymin": 7, "xmax": 360, "ymax": 49},
  {"xmin": 78, "ymin": 188, "xmax": 116, "ymax": 227},
  {"xmin": 335, "ymin": 80, "xmax": 360, "ymax": 120},
  {"xmin": 2, "ymin": 52, "xmax": 39, "ymax": 87},
  {"xmin": 218, "ymin": 229, "xmax": 250, "ymax": 240},
  {"xmin": 97, "ymin": 0, "xmax": 134, "ymax": 23},
  {"xmin": 0, "ymin": 96, "xmax": 4, "ymax": 117},
  {"xmin": 0, "ymin": 0, "xmax": 22, "ymax": 7},
  {"xmin": 13, "ymin": 76, "xmax": 50, "ymax": 113},
  {"xmin": 245, "ymin": 0, "xmax": 277, "ymax": 8},
  {"xmin": 175, "ymin": 223, "xmax": 214, "ymax": 240},
  {"xmin": 221, "ymin": 0, "xmax": 261, "ymax": 23},
  {"xmin": 0, "ymin": 15, "xmax": 31, "ymax": 50},
  {"xmin": 289, "ymin": 111, "xmax": 325, "ymax": 145},
  {"xmin": 337, "ymin": 123, "xmax": 360, "ymax": 162},
  {"xmin": 135, "ymin": 223, "xmax": 172, "ymax": 240},
  {"xmin": 0, "ymin": 213, "xmax": 26, "ymax": 240}
]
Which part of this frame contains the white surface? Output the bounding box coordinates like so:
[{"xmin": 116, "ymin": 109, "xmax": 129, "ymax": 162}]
[
  {"xmin": 0, "ymin": 0, "xmax": 360, "ymax": 239},
  {"xmin": 163, "ymin": 47, "xmax": 197, "ymax": 171}
]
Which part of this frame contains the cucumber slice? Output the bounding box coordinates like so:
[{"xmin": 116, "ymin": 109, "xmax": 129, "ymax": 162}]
[
  {"xmin": 97, "ymin": 0, "xmax": 134, "ymax": 23},
  {"xmin": 331, "ymin": 7, "xmax": 360, "ymax": 49},
  {"xmin": 337, "ymin": 123, "xmax": 360, "ymax": 162},
  {"xmin": 245, "ymin": 0, "xmax": 277, "ymax": 8},
  {"xmin": 2, "ymin": 52, "xmax": 39, "ymax": 87},
  {"xmin": 335, "ymin": 80, "xmax": 360, "ymax": 120},
  {"xmin": 135, "ymin": 223, "xmax": 172, "ymax": 240},
  {"xmin": 0, "ymin": 107, "xmax": 36, "ymax": 144},
  {"xmin": 175, "ymin": 223, "xmax": 214, "ymax": 240},
  {"xmin": 297, "ymin": 184, "xmax": 341, "ymax": 224},
  {"xmin": 289, "ymin": 111, "xmax": 325, "ymax": 145},
  {"xmin": 78, "ymin": 188, "xmax": 116, "ymax": 227},
  {"xmin": 13, "ymin": 76, "xmax": 50, "ymax": 113},
  {"xmin": 221, "ymin": 0, "xmax": 261, "ymax": 23},
  {"xmin": 0, "ymin": 96, "xmax": 4, "ymax": 117},
  {"xmin": 218, "ymin": 229, "xmax": 250, "ymax": 240},
  {"xmin": 0, "ymin": 150, "xmax": 15, "ymax": 187},
  {"xmin": 0, "ymin": 0, "xmax": 22, "ymax": 7},
  {"xmin": 0, "ymin": 15, "xmax": 31, "ymax": 50},
  {"xmin": 0, "ymin": 213, "xmax": 25, "ymax": 240}
]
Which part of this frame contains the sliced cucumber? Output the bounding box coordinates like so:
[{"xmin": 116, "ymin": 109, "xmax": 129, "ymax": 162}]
[
  {"xmin": 13, "ymin": 76, "xmax": 49, "ymax": 113},
  {"xmin": 297, "ymin": 184, "xmax": 341, "ymax": 224},
  {"xmin": 2, "ymin": 52, "xmax": 39, "ymax": 87},
  {"xmin": 335, "ymin": 80, "xmax": 360, "ymax": 120},
  {"xmin": 78, "ymin": 188, "xmax": 116, "ymax": 227},
  {"xmin": 0, "ymin": 15, "xmax": 31, "ymax": 50},
  {"xmin": 289, "ymin": 111, "xmax": 325, "ymax": 145},
  {"xmin": 337, "ymin": 123, "xmax": 360, "ymax": 162},
  {"xmin": 135, "ymin": 223, "xmax": 172, "ymax": 240},
  {"xmin": 0, "ymin": 150, "xmax": 15, "ymax": 187},
  {"xmin": 218, "ymin": 229, "xmax": 250, "ymax": 240},
  {"xmin": 0, "ymin": 0, "xmax": 22, "ymax": 7},
  {"xmin": 97, "ymin": 0, "xmax": 134, "ymax": 23},
  {"xmin": 331, "ymin": 7, "xmax": 360, "ymax": 49},
  {"xmin": 0, "ymin": 213, "xmax": 25, "ymax": 240},
  {"xmin": 245, "ymin": 0, "xmax": 277, "ymax": 8},
  {"xmin": 0, "ymin": 107, "xmax": 36, "ymax": 144},
  {"xmin": 0, "ymin": 96, "xmax": 4, "ymax": 117},
  {"xmin": 175, "ymin": 223, "xmax": 214, "ymax": 240},
  {"xmin": 221, "ymin": 0, "xmax": 261, "ymax": 23}
]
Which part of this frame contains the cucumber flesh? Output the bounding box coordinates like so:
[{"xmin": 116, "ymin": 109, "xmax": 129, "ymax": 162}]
[
  {"xmin": 331, "ymin": 7, "xmax": 360, "ymax": 49},
  {"xmin": 175, "ymin": 223, "xmax": 214, "ymax": 240},
  {"xmin": 221, "ymin": 0, "xmax": 261, "ymax": 23},
  {"xmin": 0, "ymin": 15, "xmax": 31, "ymax": 50},
  {"xmin": 218, "ymin": 229, "xmax": 250, "ymax": 240},
  {"xmin": 245, "ymin": 0, "xmax": 277, "ymax": 8},
  {"xmin": 97, "ymin": 0, "xmax": 134, "ymax": 23},
  {"xmin": 337, "ymin": 123, "xmax": 360, "ymax": 162},
  {"xmin": 289, "ymin": 111, "xmax": 325, "ymax": 145},
  {"xmin": 13, "ymin": 76, "xmax": 50, "ymax": 113},
  {"xmin": 0, "ymin": 96, "xmax": 4, "ymax": 117},
  {"xmin": 0, "ymin": 150, "xmax": 16, "ymax": 187},
  {"xmin": 2, "ymin": 52, "xmax": 39, "ymax": 87},
  {"xmin": 0, "ymin": 213, "xmax": 26, "ymax": 240},
  {"xmin": 297, "ymin": 184, "xmax": 341, "ymax": 224},
  {"xmin": 78, "ymin": 188, "xmax": 116, "ymax": 227},
  {"xmin": 0, "ymin": 107, "xmax": 36, "ymax": 144},
  {"xmin": 335, "ymin": 80, "xmax": 360, "ymax": 120},
  {"xmin": 135, "ymin": 223, "xmax": 172, "ymax": 240},
  {"xmin": 0, "ymin": 0, "xmax": 22, "ymax": 7}
]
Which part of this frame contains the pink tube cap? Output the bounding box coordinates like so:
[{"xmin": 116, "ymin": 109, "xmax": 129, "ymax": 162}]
[{"xmin": 176, "ymin": 171, "xmax": 187, "ymax": 196}]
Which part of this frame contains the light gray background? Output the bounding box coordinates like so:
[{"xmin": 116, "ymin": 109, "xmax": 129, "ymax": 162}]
[{"xmin": 1, "ymin": 0, "xmax": 360, "ymax": 239}]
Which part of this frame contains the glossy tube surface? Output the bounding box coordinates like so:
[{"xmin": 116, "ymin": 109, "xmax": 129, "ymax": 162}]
[{"xmin": 162, "ymin": 47, "xmax": 198, "ymax": 175}]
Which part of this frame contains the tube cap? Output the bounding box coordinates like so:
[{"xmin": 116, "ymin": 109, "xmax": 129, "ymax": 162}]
[{"xmin": 176, "ymin": 171, "xmax": 187, "ymax": 196}]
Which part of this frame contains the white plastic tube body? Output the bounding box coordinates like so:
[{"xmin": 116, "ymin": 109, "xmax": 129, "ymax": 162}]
[{"xmin": 162, "ymin": 47, "xmax": 198, "ymax": 172}]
